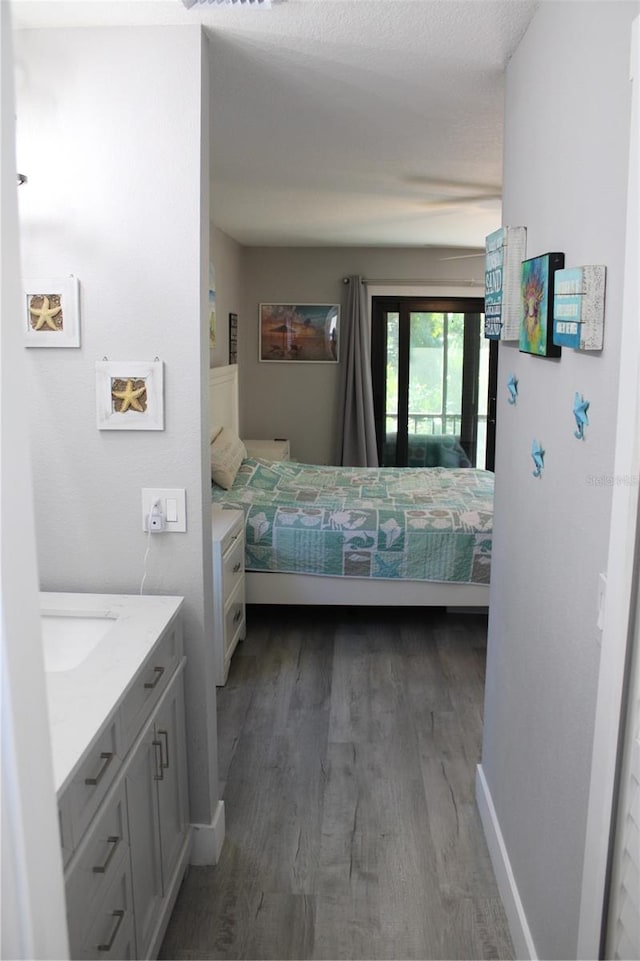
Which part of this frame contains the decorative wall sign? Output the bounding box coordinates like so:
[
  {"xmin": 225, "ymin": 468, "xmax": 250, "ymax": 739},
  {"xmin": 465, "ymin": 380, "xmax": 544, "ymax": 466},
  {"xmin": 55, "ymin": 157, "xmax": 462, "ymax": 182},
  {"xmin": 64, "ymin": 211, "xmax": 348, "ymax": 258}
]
[
  {"xmin": 573, "ymin": 393, "xmax": 589, "ymax": 440},
  {"xmin": 519, "ymin": 252, "xmax": 565, "ymax": 358},
  {"xmin": 259, "ymin": 303, "xmax": 339, "ymax": 362},
  {"xmin": 484, "ymin": 226, "xmax": 527, "ymax": 340},
  {"xmin": 24, "ymin": 275, "xmax": 80, "ymax": 348},
  {"xmin": 507, "ymin": 374, "xmax": 518, "ymax": 405},
  {"xmin": 229, "ymin": 312, "xmax": 238, "ymax": 364},
  {"xmin": 531, "ymin": 439, "xmax": 545, "ymax": 478},
  {"xmin": 552, "ymin": 266, "xmax": 606, "ymax": 351},
  {"xmin": 96, "ymin": 360, "xmax": 164, "ymax": 430}
]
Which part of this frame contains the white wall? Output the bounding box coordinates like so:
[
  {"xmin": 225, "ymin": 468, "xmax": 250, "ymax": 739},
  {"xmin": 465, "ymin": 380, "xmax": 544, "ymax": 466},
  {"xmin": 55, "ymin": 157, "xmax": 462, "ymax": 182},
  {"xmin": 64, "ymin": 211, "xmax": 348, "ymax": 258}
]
[
  {"xmin": 480, "ymin": 3, "xmax": 639, "ymax": 959},
  {"xmin": 15, "ymin": 26, "xmax": 219, "ymax": 830},
  {"xmin": 240, "ymin": 245, "xmax": 484, "ymax": 464}
]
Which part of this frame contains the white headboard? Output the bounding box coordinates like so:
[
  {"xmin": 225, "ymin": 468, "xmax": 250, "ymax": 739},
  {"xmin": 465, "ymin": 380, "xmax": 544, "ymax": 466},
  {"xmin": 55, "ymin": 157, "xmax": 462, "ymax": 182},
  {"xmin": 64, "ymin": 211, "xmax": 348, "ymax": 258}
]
[{"xmin": 209, "ymin": 365, "xmax": 239, "ymax": 437}]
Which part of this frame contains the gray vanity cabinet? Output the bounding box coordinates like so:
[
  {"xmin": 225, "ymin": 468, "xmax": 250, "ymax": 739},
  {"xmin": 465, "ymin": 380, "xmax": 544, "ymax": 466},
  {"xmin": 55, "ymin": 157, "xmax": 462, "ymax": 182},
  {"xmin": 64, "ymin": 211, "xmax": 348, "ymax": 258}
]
[
  {"xmin": 61, "ymin": 601, "xmax": 191, "ymax": 960},
  {"xmin": 125, "ymin": 665, "xmax": 189, "ymax": 959}
]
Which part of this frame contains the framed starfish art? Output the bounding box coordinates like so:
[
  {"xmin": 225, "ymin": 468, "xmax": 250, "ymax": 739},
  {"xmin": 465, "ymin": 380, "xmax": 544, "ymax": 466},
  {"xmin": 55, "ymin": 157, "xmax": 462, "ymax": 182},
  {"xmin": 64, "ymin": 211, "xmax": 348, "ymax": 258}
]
[
  {"xmin": 23, "ymin": 275, "xmax": 80, "ymax": 347},
  {"xmin": 95, "ymin": 360, "xmax": 164, "ymax": 430}
]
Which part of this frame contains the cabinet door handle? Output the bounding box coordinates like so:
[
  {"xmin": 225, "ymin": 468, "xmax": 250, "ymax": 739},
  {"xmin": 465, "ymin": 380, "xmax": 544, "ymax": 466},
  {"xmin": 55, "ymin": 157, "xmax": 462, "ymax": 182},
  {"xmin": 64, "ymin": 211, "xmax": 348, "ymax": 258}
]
[
  {"xmin": 232, "ymin": 562, "xmax": 241, "ymax": 573},
  {"xmin": 85, "ymin": 752, "xmax": 114, "ymax": 786},
  {"xmin": 92, "ymin": 836, "xmax": 121, "ymax": 874},
  {"xmin": 144, "ymin": 665, "xmax": 165, "ymax": 690},
  {"xmin": 233, "ymin": 608, "xmax": 242, "ymax": 625},
  {"xmin": 158, "ymin": 729, "xmax": 170, "ymax": 770},
  {"xmin": 152, "ymin": 740, "xmax": 164, "ymax": 781},
  {"xmin": 97, "ymin": 909, "xmax": 125, "ymax": 952}
]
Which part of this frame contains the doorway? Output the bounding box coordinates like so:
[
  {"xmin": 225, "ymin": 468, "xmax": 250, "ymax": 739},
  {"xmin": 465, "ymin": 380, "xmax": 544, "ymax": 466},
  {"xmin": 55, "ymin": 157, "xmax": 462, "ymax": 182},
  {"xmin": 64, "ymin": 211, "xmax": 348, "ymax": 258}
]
[{"xmin": 371, "ymin": 297, "xmax": 497, "ymax": 470}]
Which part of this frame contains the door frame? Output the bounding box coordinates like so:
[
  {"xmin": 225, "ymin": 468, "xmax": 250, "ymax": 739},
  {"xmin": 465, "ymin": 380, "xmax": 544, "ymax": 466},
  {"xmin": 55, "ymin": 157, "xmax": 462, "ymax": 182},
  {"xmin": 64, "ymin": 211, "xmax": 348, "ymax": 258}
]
[
  {"xmin": 370, "ymin": 295, "xmax": 493, "ymax": 468},
  {"xmin": 577, "ymin": 16, "xmax": 639, "ymax": 957}
]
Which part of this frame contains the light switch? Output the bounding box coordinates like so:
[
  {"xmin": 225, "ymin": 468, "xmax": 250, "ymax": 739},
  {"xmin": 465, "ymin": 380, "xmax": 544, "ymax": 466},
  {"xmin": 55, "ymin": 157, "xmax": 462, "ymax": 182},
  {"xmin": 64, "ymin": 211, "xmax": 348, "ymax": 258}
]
[{"xmin": 142, "ymin": 488, "xmax": 186, "ymax": 532}]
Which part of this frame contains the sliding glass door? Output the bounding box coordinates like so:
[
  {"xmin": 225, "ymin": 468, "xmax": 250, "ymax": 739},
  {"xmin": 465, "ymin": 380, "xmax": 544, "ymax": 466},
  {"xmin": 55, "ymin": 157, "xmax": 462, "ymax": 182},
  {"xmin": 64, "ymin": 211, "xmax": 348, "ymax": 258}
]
[{"xmin": 371, "ymin": 297, "xmax": 496, "ymax": 470}]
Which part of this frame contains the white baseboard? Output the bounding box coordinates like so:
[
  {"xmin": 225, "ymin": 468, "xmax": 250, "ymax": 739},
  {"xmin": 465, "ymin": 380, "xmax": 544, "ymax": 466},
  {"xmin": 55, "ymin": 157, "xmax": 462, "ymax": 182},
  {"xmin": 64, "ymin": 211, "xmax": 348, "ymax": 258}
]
[
  {"xmin": 476, "ymin": 764, "xmax": 538, "ymax": 961},
  {"xmin": 190, "ymin": 800, "xmax": 225, "ymax": 865}
]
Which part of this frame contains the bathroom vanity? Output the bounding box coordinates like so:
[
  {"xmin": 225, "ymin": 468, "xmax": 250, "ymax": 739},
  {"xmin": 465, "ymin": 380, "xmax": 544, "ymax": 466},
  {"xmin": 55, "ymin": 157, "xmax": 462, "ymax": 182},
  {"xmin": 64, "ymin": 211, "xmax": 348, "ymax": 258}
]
[{"xmin": 41, "ymin": 592, "xmax": 190, "ymax": 960}]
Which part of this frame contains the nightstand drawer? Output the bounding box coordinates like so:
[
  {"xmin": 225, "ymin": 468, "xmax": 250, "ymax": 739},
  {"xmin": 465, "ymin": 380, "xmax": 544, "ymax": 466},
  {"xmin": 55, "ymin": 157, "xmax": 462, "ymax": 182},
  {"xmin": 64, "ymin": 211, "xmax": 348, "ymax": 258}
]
[
  {"xmin": 222, "ymin": 532, "xmax": 244, "ymax": 602},
  {"xmin": 213, "ymin": 508, "xmax": 244, "ymax": 555},
  {"xmin": 224, "ymin": 579, "xmax": 246, "ymax": 657}
]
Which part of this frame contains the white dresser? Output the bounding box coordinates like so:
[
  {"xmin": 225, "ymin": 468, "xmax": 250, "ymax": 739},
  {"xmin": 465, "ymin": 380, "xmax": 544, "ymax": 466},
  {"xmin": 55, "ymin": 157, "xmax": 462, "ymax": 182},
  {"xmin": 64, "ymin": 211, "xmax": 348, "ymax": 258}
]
[
  {"xmin": 211, "ymin": 508, "xmax": 247, "ymax": 685},
  {"xmin": 243, "ymin": 438, "xmax": 290, "ymax": 461}
]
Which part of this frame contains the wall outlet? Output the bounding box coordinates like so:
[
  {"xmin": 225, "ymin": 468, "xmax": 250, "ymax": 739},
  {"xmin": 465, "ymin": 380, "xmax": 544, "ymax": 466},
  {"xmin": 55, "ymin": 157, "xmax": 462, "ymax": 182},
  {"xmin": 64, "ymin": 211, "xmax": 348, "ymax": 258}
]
[{"xmin": 142, "ymin": 488, "xmax": 186, "ymax": 533}]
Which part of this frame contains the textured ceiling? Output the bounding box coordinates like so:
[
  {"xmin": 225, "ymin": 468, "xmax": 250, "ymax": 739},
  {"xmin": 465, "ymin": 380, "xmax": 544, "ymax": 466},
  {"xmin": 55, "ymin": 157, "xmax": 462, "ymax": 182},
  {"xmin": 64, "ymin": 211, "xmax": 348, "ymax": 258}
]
[{"xmin": 12, "ymin": 0, "xmax": 539, "ymax": 247}]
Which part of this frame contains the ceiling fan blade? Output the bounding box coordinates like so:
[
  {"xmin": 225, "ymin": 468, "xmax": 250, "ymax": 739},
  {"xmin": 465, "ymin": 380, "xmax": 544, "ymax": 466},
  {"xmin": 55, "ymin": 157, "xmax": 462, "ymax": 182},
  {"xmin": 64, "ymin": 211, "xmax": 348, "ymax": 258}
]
[
  {"xmin": 423, "ymin": 194, "xmax": 501, "ymax": 210},
  {"xmin": 438, "ymin": 252, "xmax": 486, "ymax": 261}
]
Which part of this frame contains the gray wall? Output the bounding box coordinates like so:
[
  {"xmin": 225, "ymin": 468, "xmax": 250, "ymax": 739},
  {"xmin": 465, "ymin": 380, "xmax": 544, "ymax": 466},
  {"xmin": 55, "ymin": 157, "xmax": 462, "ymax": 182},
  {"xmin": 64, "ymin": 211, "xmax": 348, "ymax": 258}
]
[
  {"xmin": 239, "ymin": 245, "xmax": 484, "ymax": 464},
  {"xmin": 210, "ymin": 224, "xmax": 244, "ymax": 368},
  {"xmin": 16, "ymin": 26, "xmax": 219, "ymax": 828},
  {"xmin": 480, "ymin": 3, "xmax": 638, "ymax": 958}
]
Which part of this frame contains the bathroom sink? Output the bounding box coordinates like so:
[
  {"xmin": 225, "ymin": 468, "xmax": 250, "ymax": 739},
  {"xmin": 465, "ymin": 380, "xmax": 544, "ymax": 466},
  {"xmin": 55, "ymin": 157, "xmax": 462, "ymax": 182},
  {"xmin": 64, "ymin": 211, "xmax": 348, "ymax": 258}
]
[{"xmin": 40, "ymin": 611, "xmax": 118, "ymax": 672}]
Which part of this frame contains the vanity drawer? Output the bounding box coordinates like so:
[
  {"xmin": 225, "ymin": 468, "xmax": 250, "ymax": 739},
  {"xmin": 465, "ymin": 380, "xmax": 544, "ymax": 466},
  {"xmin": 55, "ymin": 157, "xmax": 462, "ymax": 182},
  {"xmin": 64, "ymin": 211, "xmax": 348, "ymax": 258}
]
[
  {"xmin": 65, "ymin": 781, "xmax": 130, "ymax": 932},
  {"xmin": 67, "ymin": 718, "xmax": 121, "ymax": 848},
  {"xmin": 222, "ymin": 532, "xmax": 244, "ymax": 602},
  {"xmin": 119, "ymin": 619, "xmax": 182, "ymax": 754},
  {"xmin": 69, "ymin": 856, "xmax": 135, "ymax": 960},
  {"xmin": 58, "ymin": 796, "xmax": 74, "ymax": 868}
]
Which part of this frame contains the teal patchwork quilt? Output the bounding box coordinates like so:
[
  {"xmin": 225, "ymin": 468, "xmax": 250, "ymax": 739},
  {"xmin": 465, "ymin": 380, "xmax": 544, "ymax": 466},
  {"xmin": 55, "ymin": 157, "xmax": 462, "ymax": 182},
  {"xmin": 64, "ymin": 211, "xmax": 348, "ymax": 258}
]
[{"xmin": 212, "ymin": 459, "xmax": 493, "ymax": 584}]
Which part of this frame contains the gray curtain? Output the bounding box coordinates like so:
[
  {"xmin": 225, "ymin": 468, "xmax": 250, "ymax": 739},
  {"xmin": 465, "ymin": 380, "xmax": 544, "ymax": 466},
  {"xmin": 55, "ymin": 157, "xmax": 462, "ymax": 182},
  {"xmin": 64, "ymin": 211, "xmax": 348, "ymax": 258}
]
[{"xmin": 335, "ymin": 276, "xmax": 379, "ymax": 467}]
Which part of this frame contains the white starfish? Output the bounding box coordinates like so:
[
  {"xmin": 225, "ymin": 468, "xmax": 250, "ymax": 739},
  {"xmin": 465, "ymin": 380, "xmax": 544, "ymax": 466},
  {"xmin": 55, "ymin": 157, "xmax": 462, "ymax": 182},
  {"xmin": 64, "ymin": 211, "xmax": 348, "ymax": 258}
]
[{"xmin": 30, "ymin": 295, "xmax": 62, "ymax": 331}]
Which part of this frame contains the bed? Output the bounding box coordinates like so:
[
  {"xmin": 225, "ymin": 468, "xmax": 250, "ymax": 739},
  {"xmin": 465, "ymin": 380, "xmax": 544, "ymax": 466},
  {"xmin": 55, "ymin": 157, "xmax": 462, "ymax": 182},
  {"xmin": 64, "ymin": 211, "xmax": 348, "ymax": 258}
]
[{"xmin": 209, "ymin": 366, "xmax": 492, "ymax": 607}]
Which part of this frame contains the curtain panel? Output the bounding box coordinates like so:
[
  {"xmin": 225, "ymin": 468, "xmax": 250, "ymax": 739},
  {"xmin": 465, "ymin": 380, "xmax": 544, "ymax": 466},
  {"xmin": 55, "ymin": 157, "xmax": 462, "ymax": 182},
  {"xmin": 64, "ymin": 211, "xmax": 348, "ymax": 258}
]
[{"xmin": 335, "ymin": 276, "xmax": 379, "ymax": 467}]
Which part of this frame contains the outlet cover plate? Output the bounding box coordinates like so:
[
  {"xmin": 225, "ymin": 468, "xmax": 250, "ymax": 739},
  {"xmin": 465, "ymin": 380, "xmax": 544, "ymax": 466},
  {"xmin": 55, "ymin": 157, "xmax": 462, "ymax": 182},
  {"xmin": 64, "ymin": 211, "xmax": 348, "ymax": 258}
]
[{"xmin": 142, "ymin": 488, "xmax": 186, "ymax": 532}]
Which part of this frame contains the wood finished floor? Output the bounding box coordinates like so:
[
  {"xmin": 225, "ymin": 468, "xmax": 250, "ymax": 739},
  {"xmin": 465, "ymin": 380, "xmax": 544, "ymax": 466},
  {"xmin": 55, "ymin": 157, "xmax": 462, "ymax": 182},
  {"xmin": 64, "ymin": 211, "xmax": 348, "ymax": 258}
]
[{"xmin": 160, "ymin": 606, "xmax": 513, "ymax": 961}]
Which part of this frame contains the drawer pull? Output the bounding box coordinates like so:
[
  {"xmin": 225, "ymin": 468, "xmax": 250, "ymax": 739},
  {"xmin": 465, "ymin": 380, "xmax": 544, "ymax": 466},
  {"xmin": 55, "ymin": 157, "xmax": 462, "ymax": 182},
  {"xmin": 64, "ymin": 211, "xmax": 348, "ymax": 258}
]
[
  {"xmin": 97, "ymin": 909, "xmax": 125, "ymax": 952},
  {"xmin": 233, "ymin": 608, "xmax": 242, "ymax": 625},
  {"xmin": 92, "ymin": 836, "xmax": 121, "ymax": 874},
  {"xmin": 153, "ymin": 739, "xmax": 164, "ymax": 781},
  {"xmin": 232, "ymin": 561, "xmax": 242, "ymax": 573},
  {"xmin": 85, "ymin": 752, "xmax": 114, "ymax": 787},
  {"xmin": 144, "ymin": 665, "xmax": 165, "ymax": 690},
  {"xmin": 158, "ymin": 729, "xmax": 170, "ymax": 770}
]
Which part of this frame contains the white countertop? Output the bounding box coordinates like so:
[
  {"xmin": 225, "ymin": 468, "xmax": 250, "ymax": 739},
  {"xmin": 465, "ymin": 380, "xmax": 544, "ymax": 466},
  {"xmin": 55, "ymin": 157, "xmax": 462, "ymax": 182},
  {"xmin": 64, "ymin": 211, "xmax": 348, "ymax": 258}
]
[{"xmin": 41, "ymin": 592, "xmax": 183, "ymax": 794}]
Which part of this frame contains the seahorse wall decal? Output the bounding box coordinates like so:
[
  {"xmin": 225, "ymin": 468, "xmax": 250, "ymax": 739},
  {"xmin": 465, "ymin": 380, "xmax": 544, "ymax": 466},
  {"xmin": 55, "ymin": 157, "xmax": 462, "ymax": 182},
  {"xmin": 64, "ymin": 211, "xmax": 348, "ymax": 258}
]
[{"xmin": 531, "ymin": 439, "xmax": 545, "ymax": 478}]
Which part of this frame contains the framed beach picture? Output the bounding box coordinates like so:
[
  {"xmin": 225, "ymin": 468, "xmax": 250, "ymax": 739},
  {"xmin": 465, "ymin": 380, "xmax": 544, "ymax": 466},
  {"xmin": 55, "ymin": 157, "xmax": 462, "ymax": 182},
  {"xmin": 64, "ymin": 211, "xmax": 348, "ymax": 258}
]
[
  {"xmin": 23, "ymin": 275, "xmax": 80, "ymax": 348},
  {"xmin": 96, "ymin": 360, "xmax": 164, "ymax": 430},
  {"xmin": 519, "ymin": 252, "xmax": 565, "ymax": 358},
  {"xmin": 259, "ymin": 303, "xmax": 339, "ymax": 363}
]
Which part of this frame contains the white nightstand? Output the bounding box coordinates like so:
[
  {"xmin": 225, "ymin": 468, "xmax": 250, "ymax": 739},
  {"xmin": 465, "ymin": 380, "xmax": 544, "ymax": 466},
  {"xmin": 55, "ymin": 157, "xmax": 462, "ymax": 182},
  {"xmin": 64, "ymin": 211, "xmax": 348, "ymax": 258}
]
[
  {"xmin": 211, "ymin": 508, "xmax": 246, "ymax": 685},
  {"xmin": 243, "ymin": 438, "xmax": 291, "ymax": 461}
]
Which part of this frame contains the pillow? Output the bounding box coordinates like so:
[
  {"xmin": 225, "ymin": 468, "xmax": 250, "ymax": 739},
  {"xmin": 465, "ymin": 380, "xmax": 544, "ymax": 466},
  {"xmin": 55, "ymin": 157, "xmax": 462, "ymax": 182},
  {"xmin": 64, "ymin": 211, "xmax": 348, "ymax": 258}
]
[{"xmin": 211, "ymin": 427, "xmax": 246, "ymax": 489}]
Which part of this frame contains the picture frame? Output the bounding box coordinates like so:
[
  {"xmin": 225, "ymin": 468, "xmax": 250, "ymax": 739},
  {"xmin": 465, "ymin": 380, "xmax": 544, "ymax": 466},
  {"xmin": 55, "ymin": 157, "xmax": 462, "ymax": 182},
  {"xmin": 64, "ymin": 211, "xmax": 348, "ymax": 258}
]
[
  {"xmin": 229, "ymin": 312, "xmax": 238, "ymax": 364},
  {"xmin": 259, "ymin": 303, "xmax": 339, "ymax": 363},
  {"xmin": 96, "ymin": 360, "xmax": 164, "ymax": 431},
  {"xmin": 519, "ymin": 252, "xmax": 565, "ymax": 357},
  {"xmin": 23, "ymin": 275, "xmax": 80, "ymax": 348}
]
